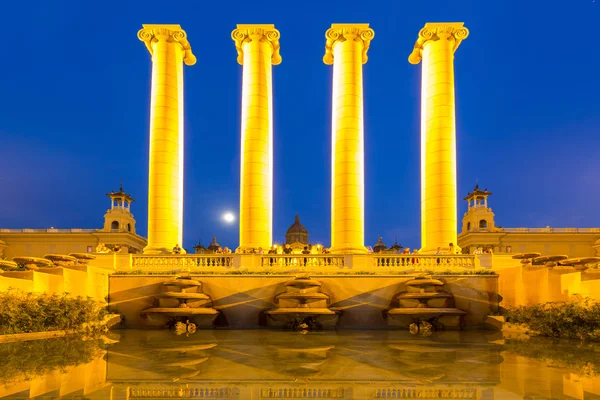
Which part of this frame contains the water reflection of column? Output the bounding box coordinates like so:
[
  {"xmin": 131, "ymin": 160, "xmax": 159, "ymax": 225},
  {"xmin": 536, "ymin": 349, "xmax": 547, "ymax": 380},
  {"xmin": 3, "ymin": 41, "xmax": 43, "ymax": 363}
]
[
  {"xmin": 231, "ymin": 24, "xmax": 281, "ymax": 251},
  {"xmin": 408, "ymin": 23, "xmax": 469, "ymax": 254},
  {"xmin": 138, "ymin": 24, "xmax": 196, "ymax": 254},
  {"xmin": 324, "ymin": 24, "xmax": 374, "ymax": 254}
]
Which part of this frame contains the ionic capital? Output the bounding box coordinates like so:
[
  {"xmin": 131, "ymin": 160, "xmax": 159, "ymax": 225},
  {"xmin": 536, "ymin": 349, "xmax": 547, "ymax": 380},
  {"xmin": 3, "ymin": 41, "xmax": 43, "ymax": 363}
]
[
  {"xmin": 408, "ymin": 22, "xmax": 469, "ymax": 64},
  {"xmin": 323, "ymin": 24, "xmax": 375, "ymax": 65},
  {"xmin": 138, "ymin": 24, "xmax": 196, "ymax": 66},
  {"xmin": 231, "ymin": 24, "xmax": 282, "ymax": 66}
]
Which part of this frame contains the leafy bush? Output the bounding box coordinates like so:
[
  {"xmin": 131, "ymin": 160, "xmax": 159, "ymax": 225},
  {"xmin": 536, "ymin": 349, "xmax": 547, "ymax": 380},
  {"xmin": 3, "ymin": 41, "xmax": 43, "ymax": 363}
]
[
  {"xmin": 505, "ymin": 337, "xmax": 600, "ymax": 376},
  {"xmin": 502, "ymin": 299, "xmax": 600, "ymax": 341},
  {"xmin": 0, "ymin": 336, "xmax": 104, "ymax": 383},
  {"xmin": 0, "ymin": 291, "xmax": 107, "ymax": 335}
]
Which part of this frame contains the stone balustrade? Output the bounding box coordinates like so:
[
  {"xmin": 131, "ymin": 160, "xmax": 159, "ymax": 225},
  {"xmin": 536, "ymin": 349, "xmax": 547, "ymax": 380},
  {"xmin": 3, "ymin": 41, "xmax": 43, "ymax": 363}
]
[
  {"xmin": 133, "ymin": 255, "xmax": 234, "ymax": 269},
  {"xmin": 124, "ymin": 253, "xmax": 477, "ymax": 272},
  {"xmin": 260, "ymin": 254, "xmax": 345, "ymax": 268},
  {"xmin": 373, "ymin": 255, "xmax": 475, "ymax": 268}
]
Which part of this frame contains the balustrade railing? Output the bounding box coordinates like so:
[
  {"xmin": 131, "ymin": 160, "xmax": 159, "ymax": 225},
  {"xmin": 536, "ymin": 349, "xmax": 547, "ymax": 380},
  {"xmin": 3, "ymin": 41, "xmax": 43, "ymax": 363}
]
[
  {"xmin": 129, "ymin": 254, "xmax": 475, "ymax": 271},
  {"xmin": 133, "ymin": 255, "xmax": 233, "ymax": 269},
  {"xmin": 261, "ymin": 254, "xmax": 345, "ymax": 268},
  {"xmin": 373, "ymin": 255, "xmax": 475, "ymax": 268}
]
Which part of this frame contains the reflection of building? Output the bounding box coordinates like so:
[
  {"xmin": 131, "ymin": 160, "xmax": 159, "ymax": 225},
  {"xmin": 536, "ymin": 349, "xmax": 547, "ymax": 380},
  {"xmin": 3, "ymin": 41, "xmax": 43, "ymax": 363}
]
[
  {"xmin": 285, "ymin": 214, "xmax": 309, "ymax": 247},
  {"xmin": 0, "ymin": 185, "xmax": 147, "ymax": 259},
  {"xmin": 458, "ymin": 185, "xmax": 600, "ymax": 256}
]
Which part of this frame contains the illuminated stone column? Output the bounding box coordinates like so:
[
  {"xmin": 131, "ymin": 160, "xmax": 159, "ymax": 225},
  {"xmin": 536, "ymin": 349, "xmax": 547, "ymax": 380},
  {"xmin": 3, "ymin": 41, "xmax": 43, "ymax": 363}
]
[
  {"xmin": 138, "ymin": 24, "xmax": 196, "ymax": 254},
  {"xmin": 409, "ymin": 22, "xmax": 469, "ymax": 253},
  {"xmin": 324, "ymin": 24, "xmax": 374, "ymax": 254},
  {"xmin": 231, "ymin": 24, "xmax": 281, "ymax": 251}
]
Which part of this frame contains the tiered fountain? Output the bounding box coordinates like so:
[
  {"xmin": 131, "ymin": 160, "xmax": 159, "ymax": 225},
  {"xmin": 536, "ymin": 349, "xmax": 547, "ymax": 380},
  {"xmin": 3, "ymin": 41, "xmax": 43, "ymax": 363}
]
[
  {"xmin": 265, "ymin": 275, "xmax": 339, "ymax": 330},
  {"xmin": 386, "ymin": 276, "xmax": 466, "ymax": 335},
  {"xmin": 141, "ymin": 275, "xmax": 219, "ymax": 329}
]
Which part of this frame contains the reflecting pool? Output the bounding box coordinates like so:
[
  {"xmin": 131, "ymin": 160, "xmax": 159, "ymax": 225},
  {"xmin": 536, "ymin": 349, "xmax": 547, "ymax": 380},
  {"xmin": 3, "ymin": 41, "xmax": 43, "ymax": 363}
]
[{"xmin": 2, "ymin": 330, "xmax": 600, "ymax": 399}]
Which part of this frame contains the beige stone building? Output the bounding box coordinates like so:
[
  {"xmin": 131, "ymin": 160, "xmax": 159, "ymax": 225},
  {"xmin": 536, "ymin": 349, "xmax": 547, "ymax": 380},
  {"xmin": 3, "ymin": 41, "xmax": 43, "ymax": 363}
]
[
  {"xmin": 0, "ymin": 185, "xmax": 147, "ymax": 259},
  {"xmin": 457, "ymin": 185, "xmax": 600, "ymax": 257}
]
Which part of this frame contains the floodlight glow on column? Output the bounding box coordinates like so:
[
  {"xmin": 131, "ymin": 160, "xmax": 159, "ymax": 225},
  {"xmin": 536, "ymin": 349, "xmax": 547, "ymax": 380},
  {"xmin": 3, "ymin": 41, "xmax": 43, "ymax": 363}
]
[
  {"xmin": 408, "ymin": 22, "xmax": 469, "ymax": 253},
  {"xmin": 138, "ymin": 24, "xmax": 195, "ymax": 254},
  {"xmin": 324, "ymin": 24, "xmax": 374, "ymax": 254},
  {"xmin": 231, "ymin": 24, "xmax": 281, "ymax": 251}
]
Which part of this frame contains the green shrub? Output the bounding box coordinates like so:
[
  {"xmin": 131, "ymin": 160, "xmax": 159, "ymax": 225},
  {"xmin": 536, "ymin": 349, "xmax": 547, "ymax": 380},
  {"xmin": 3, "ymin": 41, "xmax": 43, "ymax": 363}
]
[
  {"xmin": 0, "ymin": 336, "xmax": 104, "ymax": 383},
  {"xmin": 0, "ymin": 291, "xmax": 107, "ymax": 335},
  {"xmin": 505, "ymin": 337, "xmax": 600, "ymax": 376},
  {"xmin": 502, "ymin": 299, "xmax": 600, "ymax": 341}
]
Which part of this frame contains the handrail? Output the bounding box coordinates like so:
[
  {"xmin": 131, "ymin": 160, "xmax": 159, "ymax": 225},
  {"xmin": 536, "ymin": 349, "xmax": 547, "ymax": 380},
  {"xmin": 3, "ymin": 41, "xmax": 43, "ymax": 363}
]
[
  {"xmin": 133, "ymin": 254, "xmax": 234, "ymax": 268},
  {"xmin": 372, "ymin": 254, "xmax": 475, "ymax": 268},
  {"xmin": 261, "ymin": 254, "xmax": 345, "ymax": 268}
]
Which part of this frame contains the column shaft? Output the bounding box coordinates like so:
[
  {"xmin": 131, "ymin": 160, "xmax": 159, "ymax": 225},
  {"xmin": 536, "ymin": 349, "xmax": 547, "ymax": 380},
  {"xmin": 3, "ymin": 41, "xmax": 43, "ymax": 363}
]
[
  {"xmin": 139, "ymin": 25, "xmax": 195, "ymax": 254},
  {"xmin": 232, "ymin": 25, "xmax": 281, "ymax": 251},
  {"xmin": 324, "ymin": 24, "xmax": 374, "ymax": 254},
  {"xmin": 410, "ymin": 22, "xmax": 468, "ymax": 254}
]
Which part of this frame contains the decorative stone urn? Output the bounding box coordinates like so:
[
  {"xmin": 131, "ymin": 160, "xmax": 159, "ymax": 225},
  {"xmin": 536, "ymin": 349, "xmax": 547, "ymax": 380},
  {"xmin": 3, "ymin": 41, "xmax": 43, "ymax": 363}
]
[
  {"xmin": 44, "ymin": 254, "xmax": 77, "ymax": 267},
  {"xmin": 0, "ymin": 260, "xmax": 18, "ymax": 272},
  {"xmin": 69, "ymin": 253, "xmax": 97, "ymax": 265},
  {"xmin": 12, "ymin": 256, "xmax": 54, "ymax": 270}
]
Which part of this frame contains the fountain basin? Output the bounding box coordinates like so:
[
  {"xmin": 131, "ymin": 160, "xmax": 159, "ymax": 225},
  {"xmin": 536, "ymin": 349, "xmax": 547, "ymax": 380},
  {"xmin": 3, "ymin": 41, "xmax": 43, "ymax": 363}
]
[
  {"xmin": 265, "ymin": 308, "xmax": 340, "ymax": 329},
  {"xmin": 276, "ymin": 292, "xmax": 329, "ymax": 301},
  {"xmin": 388, "ymin": 308, "xmax": 466, "ymax": 318},
  {"xmin": 141, "ymin": 307, "xmax": 219, "ymax": 328}
]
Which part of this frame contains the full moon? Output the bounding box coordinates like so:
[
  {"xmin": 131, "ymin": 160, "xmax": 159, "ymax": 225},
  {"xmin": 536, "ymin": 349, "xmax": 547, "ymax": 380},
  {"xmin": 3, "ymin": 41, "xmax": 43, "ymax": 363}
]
[{"xmin": 222, "ymin": 212, "xmax": 235, "ymax": 223}]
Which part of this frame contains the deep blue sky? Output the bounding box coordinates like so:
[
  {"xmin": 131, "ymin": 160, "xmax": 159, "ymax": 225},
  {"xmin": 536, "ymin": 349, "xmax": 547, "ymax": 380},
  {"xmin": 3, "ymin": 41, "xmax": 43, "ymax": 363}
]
[{"xmin": 1, "ymin": 0, "xmax": 599, "ymax": 251}]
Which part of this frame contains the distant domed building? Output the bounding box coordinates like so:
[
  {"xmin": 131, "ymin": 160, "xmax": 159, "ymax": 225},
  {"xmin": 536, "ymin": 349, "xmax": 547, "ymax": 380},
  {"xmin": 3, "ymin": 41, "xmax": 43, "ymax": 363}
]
[
  {"xmin": 373, "ymin": 237, "xmax": 387, "ymax": 253},
  {"xmin": 285, "ymin": 214, "xmax": 309, "ymax": 246},
  {"xmin": 207, "ymin": 237, "xmax": 220, "ymax": 252}
]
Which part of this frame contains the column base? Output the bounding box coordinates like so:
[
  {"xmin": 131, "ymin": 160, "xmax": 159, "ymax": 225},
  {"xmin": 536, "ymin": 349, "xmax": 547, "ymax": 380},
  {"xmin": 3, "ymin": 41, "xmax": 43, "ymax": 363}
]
[
  {"xmin": 419, "ymin": 245, "xmax": 462, "ymax": 255},
  {"xmin": 237, "ymin": 245, "xmax": 271, "ymax": 254},
  {"xmin": 330, "ymin": 246, "xmax": 368, "ymax": 255},
  {"xmin": 143, "ymin": 246, "xmax": 177, "ymax": 255}
]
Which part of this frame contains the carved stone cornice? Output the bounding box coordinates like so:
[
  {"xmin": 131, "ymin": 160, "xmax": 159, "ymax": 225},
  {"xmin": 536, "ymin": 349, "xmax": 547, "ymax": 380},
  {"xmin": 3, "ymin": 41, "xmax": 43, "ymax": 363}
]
[
  {"xmin": 137, "ymin": 24, "xmax": 196, "ymax": 66},
  {"xmin": 408, "ymin": 22, "xmax": 469, "ymax": 64},
  {"xmin": 323, "ymin": 24, "xmax": 375, "ymax": 65},
  {"xmin": 231, "ymin": 24, "xmax": 282, "ymax": 66}
]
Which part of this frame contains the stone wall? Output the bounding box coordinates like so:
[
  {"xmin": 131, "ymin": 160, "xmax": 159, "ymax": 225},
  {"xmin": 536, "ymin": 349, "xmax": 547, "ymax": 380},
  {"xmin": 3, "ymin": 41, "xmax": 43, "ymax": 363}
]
[
  {"xmin": 495, "ymin": 264, "xmax": 600, "ymax": 307},
  {"xmin": 108, "ymin": 274, "xmax": 499, "ymax": 329},
  {"xmin": 0, "ymin": 265, "xmax": 110, "ymax": 302}
]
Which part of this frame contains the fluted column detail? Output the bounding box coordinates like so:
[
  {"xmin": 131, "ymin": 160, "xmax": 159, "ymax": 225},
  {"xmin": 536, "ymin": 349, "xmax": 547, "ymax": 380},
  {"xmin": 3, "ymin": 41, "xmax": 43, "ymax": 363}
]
[
  {"xmin": 232, "ymin": 24, "xmax": 281, "ymax": 251},
  {"xmin": 324, "ymin": 24, "xmax": 374, "ymax": 254},
  {"xmin": 138, "ymin": 24, "xmax": 195, "ymax": 254},
  {"xmin": 409, "ymin": 22, "xmax": 469, "ymax": 254}
]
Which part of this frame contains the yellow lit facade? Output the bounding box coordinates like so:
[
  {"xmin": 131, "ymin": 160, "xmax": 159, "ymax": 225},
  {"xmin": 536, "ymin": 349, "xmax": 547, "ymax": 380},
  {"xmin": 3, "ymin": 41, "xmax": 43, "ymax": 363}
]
[
  {"xmin": 324, "ymin": 24, "xmax": 374, "ymax": 254},
  {"xmin": 0, "ymin": 186, "xmax": 147, "ymax": 259},
  {"xmin": 458, "ymin": 185, "xmax": 600, "ymax": 257},
  {"xmin": 231, "ymin": 24, "xmax": 281, "ymax": 251},
  {"xmin": 409, "ymin": 23, "xmax": 469, "ymax": 254},
  {"xmin": 138, "ymin": 24, "xmax": 196, "ymax": 254}
]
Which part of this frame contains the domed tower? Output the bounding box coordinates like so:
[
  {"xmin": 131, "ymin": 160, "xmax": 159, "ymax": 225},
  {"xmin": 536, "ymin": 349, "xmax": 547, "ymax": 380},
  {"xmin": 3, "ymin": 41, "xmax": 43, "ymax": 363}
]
[
  {"xmin": 373, "ymin": 237, "xmax": 387, "ymax": 253},
  {"xmin": 285, "ymin": 214, "xmax": 309, "ymax": 246},
  {"xmin": 207, "ymin": 237, "xmax": 220, "ymax": 252},
  {"xmin": 102, "ymin": 182, "xmax": 137, "ymax": 234}
]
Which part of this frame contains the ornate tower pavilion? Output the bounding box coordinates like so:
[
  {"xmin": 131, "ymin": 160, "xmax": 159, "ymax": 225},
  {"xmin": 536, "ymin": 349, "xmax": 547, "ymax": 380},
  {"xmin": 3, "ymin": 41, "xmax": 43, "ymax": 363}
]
[
  {"xmin": 324, "ymin": 24, "xmax": 374, "ymax": 254},
  {"xmin": 462, "ymin": 184, "xmax": 496, "ymax": 233},
  {"xmin": 138, "ymin": 24, "xmax": 196, "ymax": 254},
  {"xmin": 409, "ymin": 22, "xmax": 469, "ymax": 254},
  {"xmin": 231, "ymin": 24, "xmax": 281, "ymax": 252},
  {"xmin": 103, "ymin": 183, "xmax": 137, "ymax": 234}
]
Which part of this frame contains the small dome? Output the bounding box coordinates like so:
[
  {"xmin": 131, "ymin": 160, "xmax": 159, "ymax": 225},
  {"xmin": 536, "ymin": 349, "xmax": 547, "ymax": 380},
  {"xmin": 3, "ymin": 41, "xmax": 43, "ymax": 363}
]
[
  {"xmin": 286, "ymin": 214, "xmax": 308, "ymax": 235},
  {"xmin": 373, "ymin": 237, "xmax": 387, "ymax": 252},
  {"xmin": 207, "ymin": 237, "xmax": 220, "ymax": 251}
]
